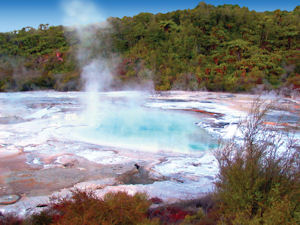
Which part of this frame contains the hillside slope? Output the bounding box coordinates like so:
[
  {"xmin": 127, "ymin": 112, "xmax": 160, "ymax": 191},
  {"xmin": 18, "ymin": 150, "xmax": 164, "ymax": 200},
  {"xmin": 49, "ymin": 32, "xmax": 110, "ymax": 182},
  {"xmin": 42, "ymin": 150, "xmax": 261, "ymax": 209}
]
[{"xmin": 0, "ymin": 2, "xmax": 299, "ymax": 92}]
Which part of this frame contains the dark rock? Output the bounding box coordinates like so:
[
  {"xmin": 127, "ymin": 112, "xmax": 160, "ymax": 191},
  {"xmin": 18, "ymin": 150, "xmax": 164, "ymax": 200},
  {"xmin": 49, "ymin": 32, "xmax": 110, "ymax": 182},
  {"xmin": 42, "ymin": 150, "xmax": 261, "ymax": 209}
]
[
  {"xmin": 211, "ymin": 122, "xmax": 229, "ymax": 128},
  {"xmin": 36, "ymin": 204, "xmax": 48, "ymax": 208},
  {"xmin": 192, "ymin": 163, "xmax": 201, "ymax": 167},
  {"xmin": 63, "ymin": 162, "xmax": 75, "ymax": 168},
  {"xmin": 134, "ymin": 163, "xmax": 140, "ymax": 170}
]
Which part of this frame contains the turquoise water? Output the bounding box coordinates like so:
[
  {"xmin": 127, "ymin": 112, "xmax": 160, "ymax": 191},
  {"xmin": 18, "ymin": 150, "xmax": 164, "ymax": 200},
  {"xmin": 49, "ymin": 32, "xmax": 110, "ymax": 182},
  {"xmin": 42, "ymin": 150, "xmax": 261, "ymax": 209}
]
[{"xmin": 79, "ymin": 104, "xmax": 218, "ymax": 152}]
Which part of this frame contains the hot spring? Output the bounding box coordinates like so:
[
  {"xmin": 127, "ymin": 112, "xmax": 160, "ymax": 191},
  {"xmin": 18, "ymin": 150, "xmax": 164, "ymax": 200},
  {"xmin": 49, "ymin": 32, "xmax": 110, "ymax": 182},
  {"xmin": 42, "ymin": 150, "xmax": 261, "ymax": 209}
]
[
  {"xmin": 2, "ymin": 91, "xmax": 298, "ymax": 214},
  {"xmin": 73, "ymin": 91, "xmax": 218, "ymax": 152}
]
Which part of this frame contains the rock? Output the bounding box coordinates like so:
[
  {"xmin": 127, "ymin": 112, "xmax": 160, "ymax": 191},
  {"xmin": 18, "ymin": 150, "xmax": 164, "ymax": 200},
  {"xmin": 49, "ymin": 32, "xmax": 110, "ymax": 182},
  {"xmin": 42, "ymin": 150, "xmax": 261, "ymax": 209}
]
[
  {"xmin": 211, "ymin": 122, "xmax": 230, "ymax": 128},
  {"xmin": 192, "ymin": 163, "xmax": 201, "ymax": 167},
  {"xmin": 36, "ymin": 204, "xmax": 48, "ymax": 208},
  {"xmin": 117, "ymin": 164, "xmax": 157, "ymax": 185},
  {"xmin": 63, "ymin": 162, "xmax": 75, "ymax": 168},
  {"xmin": 134, "ymin": 163, "xmax": 140, "ymax": 170}
]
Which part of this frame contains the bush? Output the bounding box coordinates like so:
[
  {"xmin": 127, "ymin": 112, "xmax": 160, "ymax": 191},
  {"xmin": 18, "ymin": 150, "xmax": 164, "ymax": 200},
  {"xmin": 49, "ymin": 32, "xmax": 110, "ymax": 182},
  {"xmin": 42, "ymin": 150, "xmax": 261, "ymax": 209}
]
[
  {"xmin": 0, "ymin": 213, "xmax": 23, "ymax": 225},
  {"xmin": 1, "ymin": 190, "xmax": 160, "ymax": 225},
  {"xmin": 214, "ymin": 100, "xmax": 300, "ymax": 224},
  {"xmin": 24, "ymin": 211, "xmax": 54, "ymax": 225},
  {"xmin": 47, "ymin": 190, "xmax": 153, "ymax": 225}
]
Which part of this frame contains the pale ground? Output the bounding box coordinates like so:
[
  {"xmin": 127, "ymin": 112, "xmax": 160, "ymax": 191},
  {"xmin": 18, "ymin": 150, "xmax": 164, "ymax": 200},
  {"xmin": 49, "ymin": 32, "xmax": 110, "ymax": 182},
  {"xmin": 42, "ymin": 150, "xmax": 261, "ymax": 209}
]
[{"xmin": 0, "ymin": 91, "xmax": 299, "ymax": 216}]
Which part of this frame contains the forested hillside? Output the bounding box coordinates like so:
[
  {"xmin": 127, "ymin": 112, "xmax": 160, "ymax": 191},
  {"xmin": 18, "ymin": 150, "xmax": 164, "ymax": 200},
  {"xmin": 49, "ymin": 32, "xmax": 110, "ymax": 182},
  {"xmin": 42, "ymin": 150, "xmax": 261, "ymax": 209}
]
[{"xmin": 0, "ymin": 2, "xmax": 299, "ymax": 92}]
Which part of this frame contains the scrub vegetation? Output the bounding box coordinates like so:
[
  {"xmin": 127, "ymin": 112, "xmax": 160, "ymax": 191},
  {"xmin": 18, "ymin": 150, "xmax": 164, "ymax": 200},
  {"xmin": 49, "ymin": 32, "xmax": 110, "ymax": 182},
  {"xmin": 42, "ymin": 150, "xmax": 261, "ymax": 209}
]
[
  {"xmin": 212, "ymin": 101, "xmax": 300, "ymax": 224},
  {"xmin": 0, "ymin": 2, "xmax": 299, "ymax": 92}
]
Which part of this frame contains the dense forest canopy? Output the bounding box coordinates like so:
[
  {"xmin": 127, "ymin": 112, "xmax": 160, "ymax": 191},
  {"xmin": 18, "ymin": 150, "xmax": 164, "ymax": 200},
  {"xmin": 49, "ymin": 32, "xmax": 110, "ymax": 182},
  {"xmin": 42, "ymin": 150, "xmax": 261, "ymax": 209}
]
[{"xmin": 0, "ymin": 2, "xmax": 299, "ymax": 92}]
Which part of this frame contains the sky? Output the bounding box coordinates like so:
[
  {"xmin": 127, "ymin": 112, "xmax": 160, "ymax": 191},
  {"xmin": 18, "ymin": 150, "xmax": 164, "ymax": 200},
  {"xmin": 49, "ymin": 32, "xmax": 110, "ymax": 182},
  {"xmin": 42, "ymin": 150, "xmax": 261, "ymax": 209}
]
[{"xmin": 0, "ymin": 0, "xmax": 299, "ymax": 32}]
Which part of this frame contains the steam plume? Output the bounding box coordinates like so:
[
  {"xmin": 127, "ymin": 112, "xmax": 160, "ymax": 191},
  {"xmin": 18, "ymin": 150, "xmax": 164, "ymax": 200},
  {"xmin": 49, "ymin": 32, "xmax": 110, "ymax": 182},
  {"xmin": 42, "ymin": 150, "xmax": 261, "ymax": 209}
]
[{"xmin": 61, "ymin": 0, "xmax": 112, "ymax": 125}]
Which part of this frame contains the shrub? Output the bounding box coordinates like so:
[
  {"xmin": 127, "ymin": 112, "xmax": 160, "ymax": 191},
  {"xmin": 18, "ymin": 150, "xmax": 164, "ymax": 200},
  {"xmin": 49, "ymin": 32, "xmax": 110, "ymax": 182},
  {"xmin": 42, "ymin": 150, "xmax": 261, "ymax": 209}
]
[
  {"xmin": 48, "ymin": 190, "xmax": 153, "ymax": 225},
  {"xmin": 182, "ymin": 209, "xmax": 205, "ymax": 224},
  {"xmin": 24, "ymin": 211, "xmax": 54, "ymax": 225},
  {"xmin": 149, "ymin": 206, "xmax": 191, "ymax": 224},
  {"xmin": 0, "ymin": 190, "xmax": 159, "ymax": 225},
  {"xmin": 214, "ymin": 100, "xmax": 300, "ymax": 224},
  {"xmin": 0, "ymin": 213, "xmax": 23, "ymax": 225}
]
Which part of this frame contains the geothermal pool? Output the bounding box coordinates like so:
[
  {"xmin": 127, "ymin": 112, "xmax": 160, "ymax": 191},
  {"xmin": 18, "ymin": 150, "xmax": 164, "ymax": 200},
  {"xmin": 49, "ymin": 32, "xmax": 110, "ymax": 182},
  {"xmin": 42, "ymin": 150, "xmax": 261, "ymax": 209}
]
[
  {"xmin": 74, "ymin": 93, "xmax": 218, "ymax": 152},
  {"xmin": 0, "ymin": 91, "xmax": 299, "ymax": 215}
]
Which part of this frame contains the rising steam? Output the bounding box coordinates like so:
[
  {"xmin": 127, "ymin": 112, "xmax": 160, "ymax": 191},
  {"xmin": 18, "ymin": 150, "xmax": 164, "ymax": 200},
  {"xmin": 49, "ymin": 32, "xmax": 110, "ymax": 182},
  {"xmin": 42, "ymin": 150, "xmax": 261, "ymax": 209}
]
[
  {"xmin": 60, "ymin": 0, "xmax": 215, "ymax": 153},
  {"xmin": 62, "ymin": 0, "xmax": 112, "ymax": 125}
]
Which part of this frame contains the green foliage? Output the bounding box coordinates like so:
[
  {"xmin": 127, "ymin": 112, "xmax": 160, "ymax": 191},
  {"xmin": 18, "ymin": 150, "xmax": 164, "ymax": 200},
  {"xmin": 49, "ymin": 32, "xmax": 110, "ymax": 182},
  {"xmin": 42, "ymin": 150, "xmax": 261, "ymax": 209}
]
[
  {"xmin": 0, "ymin": 3, "xmax": 299, "ymax": 92},
  {"xmin": 182, "ymin": 209, "xmax": 205, "ymax": 224},
  {"xmin": 214, "ymin": 101, "xmax": 300, "ymax": 224},
  {"xmin": 24, "ymin": 211, "xmax": 54, "ymax": 225},
  {"xmin": 108, "ymin": 3, "xmax": 299, "ymax": 91}
]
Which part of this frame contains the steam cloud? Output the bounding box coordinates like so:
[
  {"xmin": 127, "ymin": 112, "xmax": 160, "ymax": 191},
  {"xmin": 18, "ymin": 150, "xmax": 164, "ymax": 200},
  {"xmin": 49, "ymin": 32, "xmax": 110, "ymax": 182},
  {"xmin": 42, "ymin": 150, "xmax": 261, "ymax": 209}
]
[
  {"xmin": 61, "ymin": 0, "xmax": 112, "ymax": 125},
  {"xmin": 60, "ymin": 0, "xmax": 213, "ymax": 153}
]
